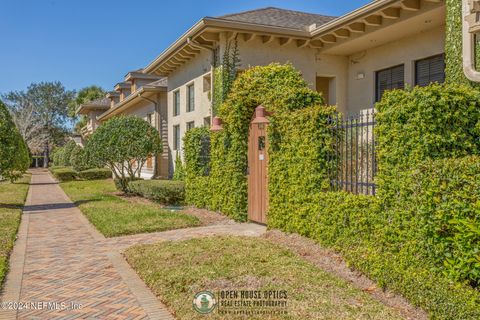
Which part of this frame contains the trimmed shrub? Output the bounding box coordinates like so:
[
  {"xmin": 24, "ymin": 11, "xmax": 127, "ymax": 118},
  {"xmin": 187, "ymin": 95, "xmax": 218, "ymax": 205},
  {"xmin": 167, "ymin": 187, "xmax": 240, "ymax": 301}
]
[
  {"xmin": 85, "ymin": 116, "xmax": 162, "ymax": 192},
  {"xmin": 405, "ymin": 156, "xmax": 480, "ymax": 287},
  {"xmin": 128, "ymin": 180, "xmax": 185, "ymax": 205},
  {"xmin": 69, "ymin": 145, "xmax": 89, "ymax": 171},
  {"xmin": 77, "ymin": 168, "xmax": 112, "ymax": 180},
  {"xmin": 0, "ymin": 100, "xmax": 30, "ymax": 181},
  {"xmin": 51, "ymin": 147, "xmax": 65, "ymax": 166},
  {"xmin": 172, "ymin": 152, "xmax": 185, "ymax": 181},
  {"xmin": 184, "ymin": 64, "xmax": 324, "ymax": 221},
  {"xmin": 113, "ymin": 177, "xmax": 143, "ymax": 193},
  {"xmin": 51, "ymin": 167, "xmax": 77, "ymax": 182},
  {"xmin": 62, "ymin": 140, "xmax": 77, "ymax": 167},
  {"xmin": 375, "ymin": 83, "xmax": 480, "ymax": 206},
  {"xmin": 267, "ymin": 83, "xmax": 480, "ymax": 319}
]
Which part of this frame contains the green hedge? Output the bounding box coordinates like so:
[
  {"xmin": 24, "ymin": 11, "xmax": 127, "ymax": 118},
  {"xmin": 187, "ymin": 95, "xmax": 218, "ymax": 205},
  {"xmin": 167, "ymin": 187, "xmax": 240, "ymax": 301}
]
[
  {"xmin": 128, "ymin": 180, "xmax": 185, "ymax": 205},
  {"xmin": 51, "ymin": 167, "xmax": 77, "ymax": 182},
  {"xmin": 184, "ymin": 64, "xmax": 323, "ymax": 221},
  {"xmin": 268, "ymin": 105, "xmax": 336, "ymax": 230},
  {"xmin": 409, "ymin": 156, "xmax": 480, "ymax": 287},
  {"xmin": 77, "ymin": 168, "xmax": 112, "ymax": 180},
  {"xmin": 50, "ymin": 166, "xmax": 111, "ymax": 181},
  {"xmin": 375, "ymin": 83, "xmax": 480, "ymax": 207},
  {"xmin": 268, "ymin": 83, "xmax": 480, "ymax": 319}
]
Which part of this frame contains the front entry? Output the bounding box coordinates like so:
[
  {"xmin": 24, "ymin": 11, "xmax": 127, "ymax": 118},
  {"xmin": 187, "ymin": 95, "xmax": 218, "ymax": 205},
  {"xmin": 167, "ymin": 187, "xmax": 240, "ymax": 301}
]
[{"xmin": 247, "ymin": 106, "xmax": 269, "ymax": 224}]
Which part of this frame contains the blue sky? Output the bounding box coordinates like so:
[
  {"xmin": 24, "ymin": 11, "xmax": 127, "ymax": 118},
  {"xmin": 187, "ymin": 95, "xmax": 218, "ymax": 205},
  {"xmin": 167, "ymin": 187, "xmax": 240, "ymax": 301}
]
[{"xmin": 0, "ymin": 0, "xmax": 371, "ymax": 95}]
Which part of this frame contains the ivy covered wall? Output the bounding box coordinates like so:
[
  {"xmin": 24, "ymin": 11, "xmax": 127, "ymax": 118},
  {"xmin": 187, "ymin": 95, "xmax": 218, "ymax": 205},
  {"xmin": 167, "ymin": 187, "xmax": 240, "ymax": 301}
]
[{"xmin": 445, "ymin": 0, "xmax": 480, "ymax": 86}]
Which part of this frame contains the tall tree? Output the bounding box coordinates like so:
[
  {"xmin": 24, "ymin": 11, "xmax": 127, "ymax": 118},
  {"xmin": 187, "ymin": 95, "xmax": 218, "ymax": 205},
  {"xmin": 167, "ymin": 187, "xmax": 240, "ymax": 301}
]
[
  {"xmin": 3, "ymin": 92, "xmax": 47, "ymax": 154},
  {"xmin": 3, "ymin": 81, "xmax": 75, "ymax": 167},
  {"xmin": 0, "ymin": 100, "xmax": 30, "ymax": 181},
  {"xmin": 68, "ymin": 85, "xmax": 106, "ymax": 133}
]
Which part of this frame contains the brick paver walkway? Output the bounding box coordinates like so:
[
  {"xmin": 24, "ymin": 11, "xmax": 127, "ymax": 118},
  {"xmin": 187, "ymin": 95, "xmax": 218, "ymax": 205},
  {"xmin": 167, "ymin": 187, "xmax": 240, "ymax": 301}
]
[{"xmin": 0, "ymin": 170, "xmax": 266, "ymax": 319}]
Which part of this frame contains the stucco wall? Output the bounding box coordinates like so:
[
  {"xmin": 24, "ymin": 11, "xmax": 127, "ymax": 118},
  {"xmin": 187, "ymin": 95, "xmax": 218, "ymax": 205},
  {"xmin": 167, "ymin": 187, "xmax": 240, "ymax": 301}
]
[
  {"xmin": 237, "ymin": 37, "xmax": 349, "ymax": 113},
  {"xmin": 347, "ymin": 25, "xmax": 445, "ymax": 115},
  {"xmin": 167, "ymin": 49, "xmax": 213, "ymax": 161},
  {"xmin": 162, "ymin": 25, "xmax": 445, "ymax": 171}
]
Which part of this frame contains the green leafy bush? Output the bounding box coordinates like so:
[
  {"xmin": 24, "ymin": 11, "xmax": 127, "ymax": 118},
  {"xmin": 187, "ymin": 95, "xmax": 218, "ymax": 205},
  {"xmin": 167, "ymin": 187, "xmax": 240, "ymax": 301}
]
[
  {"xmin": 375, "ymin": 84, "xmax": 480, "ymax": 210},
  {"xmin": 184, "ymin": 64, "xmax": 323, "ymax": 221},
  {"xmin": 172, "ymin": 152, "xmax": 185, "ymax": 181},
  {"xmin": 403, "ymin": 156, "xmax": 480, "ymax": 287},
  {"xmin": 51, "ymin": 167, "xmax": 77, "ymax": 182},
  {"xmin": 267, "ymin": 83, "xmax": 480, "ymax": 319},
  {"xmin": 77, "ymin": 168, "xmax": 112, "ymax": 180},
  {"xmin": 69, "ymin": 145, "xmax": 89, "ymax": 171},
  {"xmin": 113, "ymin": 177, "xmax": 143, "ymax": 193},
  {"xmin": 62, "ymin": 140, "xmax": 77, "ymax": 167},
  {"xmin": 0, "ymin": 100, "xmax": 30, "ymax": 181},
  {"xmin": 85, "ymin": 116, "xmax": 162, "ymax": 192},
  {"xmin": 51, "ymin": 147, "xmax": 65, "ymax": 166},
  {"xmin": 128, "ymin": 180, "xmax": 185, "ymax": 205}
]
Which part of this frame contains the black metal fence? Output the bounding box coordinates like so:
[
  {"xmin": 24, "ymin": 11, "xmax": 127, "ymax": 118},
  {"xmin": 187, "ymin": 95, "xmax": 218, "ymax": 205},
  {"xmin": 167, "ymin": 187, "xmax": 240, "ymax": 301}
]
[{"xmin": 328, "ymin": 110, "xmax": 377, "ymax": 195}]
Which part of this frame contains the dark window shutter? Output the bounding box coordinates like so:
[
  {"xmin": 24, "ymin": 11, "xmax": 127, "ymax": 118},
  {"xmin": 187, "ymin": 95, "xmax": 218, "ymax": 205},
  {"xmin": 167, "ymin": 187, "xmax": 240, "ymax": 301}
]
[
  {"xmin": 415, "ymin": 54, "xmax": 445, "ymax": 87},
  {"xmin": 376, "ymin": 65, "xmax": 405, "ymax": 102}
]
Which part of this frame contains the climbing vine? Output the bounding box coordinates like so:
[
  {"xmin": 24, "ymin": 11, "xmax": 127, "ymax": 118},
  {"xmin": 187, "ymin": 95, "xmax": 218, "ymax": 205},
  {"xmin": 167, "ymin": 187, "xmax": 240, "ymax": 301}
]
[
  {"xmin": 212, "ymin": 34, "xmax": 241, "ymax": 115},
  {"xmin": 445, "ymin": 0, "xmax": 480, "ymax": 86}
]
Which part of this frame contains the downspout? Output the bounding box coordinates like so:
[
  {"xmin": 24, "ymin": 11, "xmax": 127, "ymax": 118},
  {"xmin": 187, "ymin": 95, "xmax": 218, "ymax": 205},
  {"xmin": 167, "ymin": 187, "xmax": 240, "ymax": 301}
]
[
  {"xmin": 187, "ymin": 37, "xmax": 216, "ymax": 121},
  {"xmin": 463, "ymin": 0, "xmax": 480, "ymax": 82},
  {"xmin": 138, "ymin": 92, "xmax": 160, "ymax": 177}
]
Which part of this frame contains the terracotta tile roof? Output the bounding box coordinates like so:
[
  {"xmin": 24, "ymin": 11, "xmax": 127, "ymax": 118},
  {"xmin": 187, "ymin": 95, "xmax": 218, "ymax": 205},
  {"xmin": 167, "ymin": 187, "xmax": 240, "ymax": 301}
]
[{"xmin": 217, "ymin": 7, "xmax": 337, "ymax": 30}]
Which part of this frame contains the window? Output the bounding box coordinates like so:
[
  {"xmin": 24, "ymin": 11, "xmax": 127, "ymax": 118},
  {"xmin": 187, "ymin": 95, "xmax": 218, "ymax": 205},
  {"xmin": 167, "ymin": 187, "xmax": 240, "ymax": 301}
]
[
  {"xmin": 173, "ymin": 90, "xmax": 180, "ymax": 116},
  {"xmin": 203, "ymin": 74, "xmax": 211, "ymax": 92},
  {"xmin": 203, "ymin": 116, "xmax": 211, "ymax": 127},
  {"xmin": 415, "ymin": 54, "xmax": 445, "ymax": 87},
  {"xmin": 187, "ymin": 84, "xmax": 195, "ymax": 112},
  {"xmin": 173, "ymin": 125, "xmax": 180, "ymax": 151},
  {"xmin": 376, "ymin": 65, "xmax": 404, "ymax": 102},
  {"xmin": 186, "ymin": 121, "xmax": 195, "ymax": 131}
]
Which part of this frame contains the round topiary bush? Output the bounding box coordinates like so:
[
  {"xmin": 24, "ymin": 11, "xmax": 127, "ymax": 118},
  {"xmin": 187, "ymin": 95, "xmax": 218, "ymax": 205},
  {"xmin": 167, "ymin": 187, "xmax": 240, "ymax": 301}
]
[{"xmin": 85, "ymin": 115, "xmax": 162, "ymax": 192}]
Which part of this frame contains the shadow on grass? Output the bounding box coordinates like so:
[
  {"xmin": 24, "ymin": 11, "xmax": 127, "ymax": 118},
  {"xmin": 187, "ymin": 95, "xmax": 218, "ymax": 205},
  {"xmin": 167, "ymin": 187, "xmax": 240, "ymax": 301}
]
[
  {"xmin": 0, "ymin": 203, "xmax": 23, "ymax": 210},
  {"xmin": 29, "ymin": 182, "xmax": 58, "ymax": 186}
]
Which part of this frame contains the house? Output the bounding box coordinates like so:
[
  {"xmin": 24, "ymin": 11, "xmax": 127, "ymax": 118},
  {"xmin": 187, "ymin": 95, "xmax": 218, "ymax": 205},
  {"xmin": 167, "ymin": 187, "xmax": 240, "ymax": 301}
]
[
  {"xmin": 79, "ymin": 0, "xmax": 446, "ymax": 178},
  {"xmin": 76, "ymin": 97, "xmax": 110, "ymax": 138}
]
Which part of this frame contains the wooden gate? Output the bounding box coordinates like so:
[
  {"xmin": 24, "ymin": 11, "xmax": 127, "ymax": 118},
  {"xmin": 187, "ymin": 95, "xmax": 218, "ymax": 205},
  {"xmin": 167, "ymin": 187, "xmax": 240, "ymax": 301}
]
[{"xmin": 247, "ymin": 106, "xmax": 269, "ymax": 224}]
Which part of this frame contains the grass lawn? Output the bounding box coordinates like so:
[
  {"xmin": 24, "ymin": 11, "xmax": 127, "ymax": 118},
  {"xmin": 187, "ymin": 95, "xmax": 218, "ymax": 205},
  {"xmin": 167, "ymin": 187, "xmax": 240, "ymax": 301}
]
[
  {"xmin": 125, "ymin": 236, "xmax": 403, "ymax": 320},
  {"xmin": 60, "ymin": 179, "xmax": 200, "ymax": 237},
  {"xmin": 0, "ymin": 174, "xmax": 31, "ymax": 286}
]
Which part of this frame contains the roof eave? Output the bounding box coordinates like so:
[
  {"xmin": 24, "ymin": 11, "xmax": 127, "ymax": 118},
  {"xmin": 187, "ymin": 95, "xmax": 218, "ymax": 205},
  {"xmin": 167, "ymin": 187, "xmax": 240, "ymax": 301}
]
[
  {"xmin": 76, "ymin": 104, "xmax": 109, "ymax": 116},
  {"xmin": 311, "ymin": 0, "xmax": 401, "ymax": 37},
  {"xmin": 97, "ymin": 87, "xmax": 166, "ymax": 121},
  {"xmin": 143, "ymin": 17, "xmax": 311, "ymax": 75}
]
